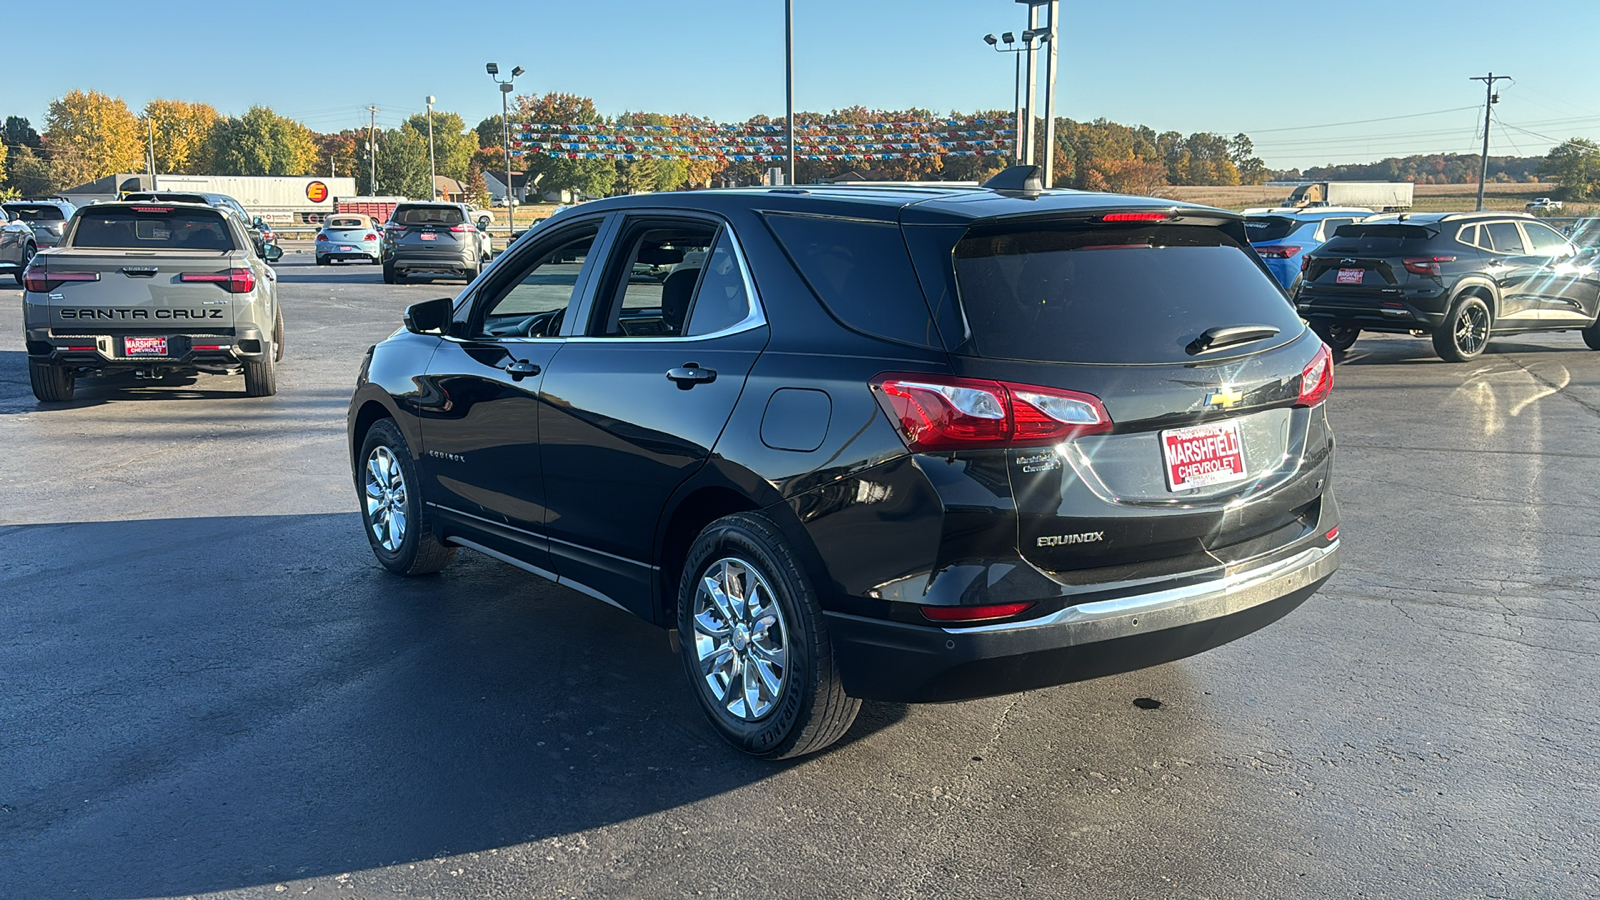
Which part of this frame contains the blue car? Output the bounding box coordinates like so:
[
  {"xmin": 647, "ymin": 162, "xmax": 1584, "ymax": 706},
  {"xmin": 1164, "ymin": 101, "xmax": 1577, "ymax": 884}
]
[{"xmin": 1246, "ymin": 208, "xmax": 1372, "ymax": 291}]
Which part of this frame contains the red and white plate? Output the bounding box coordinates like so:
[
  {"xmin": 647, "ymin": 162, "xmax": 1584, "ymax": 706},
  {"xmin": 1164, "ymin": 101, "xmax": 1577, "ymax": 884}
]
[
  {"xmin": 1161, "ymin": 419, "xmax": 1248, "ymax": 491},
  {"xmin": 420, "ymin": 232, "xmax": 437, "ymax": 241},
  {"xmin": 124, "ymin": 336, "xmax": 168, "ymax": 357},
  {"xmin": 1336, "ymin": 267, "xmax": 1364, "ymax": 284}
]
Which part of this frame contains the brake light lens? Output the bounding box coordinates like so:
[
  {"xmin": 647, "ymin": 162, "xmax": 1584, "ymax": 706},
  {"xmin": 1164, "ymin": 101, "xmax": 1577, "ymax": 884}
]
[
  {"xmin": 1301, "ymin": 254, "xmax": 1313, "ymax": 273},
  {"xmin": 1099, "ymin": 211, "xmax": 1171, "ymax": 223},
  {"xmin": 23, "ymin": 267, "xmax": 98, "ymax": 292},
  {"xmin": 921, "ymin": 602, "xmax": 1036, "ymax": 623},
  {"xmin": 1402, "ymin": 256, "xmax": 1456, "ymax": 277},
  {"xmin": 1297, "ymin": 344, "xmax": 1333, "ymax": 407},
  {"xmin": 315, "ymin": 233, "xmax": 329, "ymax": 241},
  {"xmin": 871, "ymin": 374, "xmax": 1112, "ymax": 451},
  {"xmin": 449, "ymin": 224, "xmax": 472, "ymax": 232},
  {"xmin": 364, "ymin": 233, "xmax": 377, "ymax": 241},
  {"xmin": 180, "ymin": 268, "xmax": 256, "ymax": 293},
  {"xmin": 1254, "ymin": 245, "xmax": 1302, "ymax": 259}
]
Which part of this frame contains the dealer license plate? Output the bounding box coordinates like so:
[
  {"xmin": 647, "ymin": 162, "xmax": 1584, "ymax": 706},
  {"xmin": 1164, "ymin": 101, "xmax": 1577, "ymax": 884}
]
[
  {"xmin": 124, "ymin": 336, "xmax": 168, "ymax": 357},
  {"xmin": 420, "ymin": 232, "xmax": 437, "ymax": 241},
  {"xmin": 1161, "ymin": 420, "xmax": 1248, "ymax": 491},
  {"xmin": 340, "ymin": 245, "xmax": 356, "ymax": 251},
  {"xmin": 1336, "ymin": 267, "xmax": 1364, "ymax": 284}
]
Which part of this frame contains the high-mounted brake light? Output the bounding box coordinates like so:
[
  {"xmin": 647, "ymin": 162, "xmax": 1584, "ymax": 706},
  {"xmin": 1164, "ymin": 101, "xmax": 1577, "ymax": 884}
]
[
  {"xmin": 1297, "ymin": 344, "xmax": 1334, "ymax": 407},
  {"xmin": 921, "ymin": 602, "xmax": 1036, "ymax": 623},
  {"xmin": 180, "ymin": 268, "xmax": 256, "ymax": 293},
  {"xmin": 1254, "ymin": 245, "xmax": 1302, "ymax": 259},
  {"xmin": 130, "ymin": 206, "xmax": 173, "ymax": 213},
  {"xmin": 1099, "ymin": 211, "xmax": 1170, "ymax": 223},
  {"xmin": 1402, "ymin": 256, "xmax": 1456, "ymax": 277},
  {"xmin": 871, "ymin": 374, "xmax": 1112, "ymax": 452}
]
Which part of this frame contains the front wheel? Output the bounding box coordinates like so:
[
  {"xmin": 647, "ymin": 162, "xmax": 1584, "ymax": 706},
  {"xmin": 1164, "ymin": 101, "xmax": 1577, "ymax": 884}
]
[
  {"xmin": 358, "ymin": 418, "xmax": 455, "ymax": 576},
  {"xmin": 28, "ymin": 359, "xmax": 74, "ymax": 402},
  {"xmin": 1433, "ymin": 295, "xmax": 1492, "ymax": 362},
  {"xmin": 1312, "ymin": 322, "xmax": 1360, "ymax": 353},
  {"xmin": 677, "ymin": 512, "xmax": 859, "ymax": 759}
]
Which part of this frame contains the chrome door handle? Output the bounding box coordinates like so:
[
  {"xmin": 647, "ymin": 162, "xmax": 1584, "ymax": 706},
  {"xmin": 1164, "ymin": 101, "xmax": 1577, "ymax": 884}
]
[{"xmin": 504, "ymin": 359, "xmax": 540, "ymax": 379}]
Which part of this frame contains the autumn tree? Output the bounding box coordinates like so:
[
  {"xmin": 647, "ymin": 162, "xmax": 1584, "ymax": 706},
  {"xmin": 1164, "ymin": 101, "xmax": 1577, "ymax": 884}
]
[
  {"xmin": 44, "ymin": 90, "xmax": 145, "ymax": 187},
  {"xmin": 0, "ymin": 141, "xmax": 8, "ymax": 195},
  {"xmin": 207, "ymin": 106, "xmax": 316, "ymax": 176},
  {"xmin": 5, "ymin": 146, "xmax": 56, "ymax": 196},
  {"xmin": 475, "ymin": 115, "xmax": 505, "ymax": 151},
  {"xmin": 142, "ymin": 99, "xmax": 220, "ymax": 174},
  {"xmin": 514, "ymin": 92, "xmax": 615, "ymax": 198},
  {"xmin": 314, "ymin": 130, "xmax": 359, "ymax": 178},
  {"xmin": 1541, "ymin": 139, "xmax": 1600, "ymax": 200}
]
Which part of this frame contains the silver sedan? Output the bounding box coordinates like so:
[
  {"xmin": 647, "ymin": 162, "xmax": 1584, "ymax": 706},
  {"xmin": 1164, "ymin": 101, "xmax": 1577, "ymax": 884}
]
[{"xmin": 315, "ymin": 214, "xmax": 381, "ymax": 265}]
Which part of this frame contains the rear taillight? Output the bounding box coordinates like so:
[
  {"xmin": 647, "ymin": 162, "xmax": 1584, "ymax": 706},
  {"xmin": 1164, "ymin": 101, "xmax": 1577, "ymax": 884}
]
[
  {"xmin": 449, "ymin": 224, "xmax": 472, "ymax": 233},
  {"xmin": 1402, "ymin": 256, "xmax": 1456, "ymax": 277},
  {"xmin": 1297, "ymin": 345, "xmax": 1333, "ymax": 407},
  {"xmin": 871, "ymin": 374, "xmax": 1112, "ymax": 451},
  {"xmin": 315, "ymin": 234, "xmax": 329, "ymax": 242},
  {"xmin": 24, "ymin": 267, "xmax": 98, "ymax": 292},
  {"xmin": 1255, "ymin": 245, "xmax": 1301, "ymax": 259},
  {"xmin": 1301, "ymin": 255, "xmax": 1313, "ymax": 273},
  {"xmin": 364, "ymin": 233, "xmax": 377, "ymax": 241},
  {"xmin": 921, "ymin": 602, "xmax": 1036, "ymax": 623},
  {"xmin": 180, "ymin": 268, "xmax": 256, "ymax": 293}
]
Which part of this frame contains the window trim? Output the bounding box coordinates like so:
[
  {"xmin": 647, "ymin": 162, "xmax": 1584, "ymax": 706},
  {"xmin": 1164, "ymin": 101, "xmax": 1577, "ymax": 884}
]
[
  {"xmin": 1480, "ymin": 220, "xmax": 1528, "ymax": 256},
  {"xmin": 565, "ymin": 210, "xmax": 766, "ymax": 344},
  {"xmin": 454, "ymin": 213, "xmax": 616, "ymax": 343}
]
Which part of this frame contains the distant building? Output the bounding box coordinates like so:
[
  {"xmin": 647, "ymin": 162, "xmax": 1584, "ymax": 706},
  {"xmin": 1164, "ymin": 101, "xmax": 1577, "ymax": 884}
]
[
  {"xmin": 484, "ymin": 171, "xmax": 530, "ymax": 204},
  {"xmin": 432, "ymin": 176, "xmax": 466, "ymax": 202}
]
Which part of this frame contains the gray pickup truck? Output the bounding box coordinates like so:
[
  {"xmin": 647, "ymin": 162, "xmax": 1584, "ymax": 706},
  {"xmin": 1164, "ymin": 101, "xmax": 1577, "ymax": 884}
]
[{"xmin": 22, "ymin": 201, "xmax": 285, "ymax": 402}]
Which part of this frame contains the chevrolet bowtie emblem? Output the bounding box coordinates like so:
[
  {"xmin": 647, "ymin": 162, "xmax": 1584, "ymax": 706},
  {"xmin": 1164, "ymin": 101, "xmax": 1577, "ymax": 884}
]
[{"xmin": 1205, "ymin": 386, "xmax": 1244, "ymax": 408}]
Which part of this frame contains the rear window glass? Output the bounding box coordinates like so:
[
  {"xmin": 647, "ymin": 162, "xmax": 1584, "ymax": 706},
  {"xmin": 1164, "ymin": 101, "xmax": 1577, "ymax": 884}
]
[
  {"xmin": 952, "ymin": 225, "xmax": 1301, "ymax": 364},
  {"xmin": 1321, "ymin": 224, "xmax": 1437, "ymax": 255},
  {"xmin": 1244, "ymin": 216, "xmax": 1299, "ymax": 243},
  {"xmin": 4, "ymin": 205, "xmax": 66, "ymax": 221},
  {"xmin": 396, "ymin": 205, "xmax": 465, "ymax": 226},
  {"xmin": 764, "ymin": 213, "xmax": 937, "ymax": 347},
  {"xmin": 73, "ymin": 208, "xmax": 236, "ymax": 250},
  {"xmin": 326, "ymin": 217, "xmax": 367, "ymax": 229}
]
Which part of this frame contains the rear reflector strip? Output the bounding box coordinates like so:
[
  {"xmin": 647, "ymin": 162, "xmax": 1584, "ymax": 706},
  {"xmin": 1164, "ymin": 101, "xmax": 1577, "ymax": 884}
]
[
  {"xmin": 1326, "ymin": 526, "xmax": 1340, "ymax": 542},
  {"xmin": 922, "ymin": 602, "xmax": 1036, "ymax": 623}
]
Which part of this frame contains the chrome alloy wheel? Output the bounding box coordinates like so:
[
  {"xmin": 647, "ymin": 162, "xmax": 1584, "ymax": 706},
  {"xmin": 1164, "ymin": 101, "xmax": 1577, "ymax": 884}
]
[
  {"xmin": 692, "ymin": 557, "xmax": 790, "ymax": 721},
  {"xmin": 1455, "ymin": 305, "xmax": 1489, "ymax": 355},
  {"xmin": 364, "ymin": 446, "xmax": 408, "ymax": 552}
]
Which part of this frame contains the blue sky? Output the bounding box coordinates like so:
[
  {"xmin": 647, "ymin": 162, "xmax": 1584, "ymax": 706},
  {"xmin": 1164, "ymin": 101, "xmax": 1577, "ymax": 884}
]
[{"xmin": 8, "ymin": 0, "xmax": 1599, "ymax": 169}]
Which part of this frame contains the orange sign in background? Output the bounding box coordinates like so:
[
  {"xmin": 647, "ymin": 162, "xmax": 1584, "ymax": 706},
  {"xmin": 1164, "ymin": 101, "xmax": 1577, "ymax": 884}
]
[{"xmin": 306, "ymin": 181, "xmax": 329, "ymax": 203}]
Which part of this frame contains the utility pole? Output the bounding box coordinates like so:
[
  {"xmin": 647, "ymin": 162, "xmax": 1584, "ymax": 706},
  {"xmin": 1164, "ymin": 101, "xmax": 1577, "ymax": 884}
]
[
  {"xmin": 1022, "ymin": 3, "xmax": 1039, "ymax": 165},
  {"xmin": 367, "ymin": 106, "xmax": 379, "ymax": 196},
  {"xmin": 785, "ymin": 0, "xmax": 795, "ymax": 186},
  {"xmin": 146, "ymin": 117, "xmax": 156, "ymax": 184},
  {"xmin": 1471, "ymin": 72, "xmax": 1510, "ymax": 211},
  {"xmin": 426, "ymin": 96, "xmax": 437, "ymax": 199},
  {"xmin": 1041, "ymin": 0, "xmax": 1059, "ymax": 188}
]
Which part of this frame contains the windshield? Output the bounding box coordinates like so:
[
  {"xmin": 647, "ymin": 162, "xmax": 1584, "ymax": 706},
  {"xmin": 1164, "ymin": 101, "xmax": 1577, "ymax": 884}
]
[
  {"xmin": 952, "ymin": 224, "xmax": 1300, "ymax": 364},
  {"xmin": 72, "ymin": 207, "xmax": 237, "ymax": 251},
  {"xmin": 4, "ymin": 204, "xmax": 67, "ymax": 221},
  {"xmin": 396, "ymin": 206, "xmax": 465, "ymax": 226}
]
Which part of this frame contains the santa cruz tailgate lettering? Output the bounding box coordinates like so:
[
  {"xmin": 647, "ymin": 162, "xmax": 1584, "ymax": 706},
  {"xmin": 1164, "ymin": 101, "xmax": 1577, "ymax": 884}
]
[{"xmin": 59, "ymin": 308, "xmax": 224, "ymax": 320}]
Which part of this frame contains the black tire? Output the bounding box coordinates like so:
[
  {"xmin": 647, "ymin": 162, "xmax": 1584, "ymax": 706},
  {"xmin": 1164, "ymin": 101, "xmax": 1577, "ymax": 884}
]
[
  {"xmin": 1433, "ymin": 295, "xmax": 1493, "ymax": 362},
  {"xmin": 243, "ymin": 347, "xmax": 276, "ymax": 397},
  {"xmin": 369, "ymin": 255, "xmax": 381, "ymax": 265},
  {"xmin": 1312, "ymin": 322, "xmax": 1360, "ymax": 353},
  {"xmin": 273, "ymin": 306, "xmax": 285, "ymax": 362},
  {"xmin": 357, "ymin": 418, "xmax": 456, "ymax": 576},
  {"xmin": 13, "ymin": 243, "xmax": 35, "ymax": 285},
  {"xmin": 28, "ymin": 359, "xmax": 74, "ymax": 402},
  {"xmin": 315, "ymin": 255, "xmax": 327, "ymax": 266},
  {"xmin": 676, "ymin": 512, "xmax": 859, "ymax": 759},
  {"xmin": 382, "ymin": 263, "xmax": 396, "ymax": 285},
  {"xmin": 1583, "ymin": 317, "xmax": 1600, "ymax": 351}
]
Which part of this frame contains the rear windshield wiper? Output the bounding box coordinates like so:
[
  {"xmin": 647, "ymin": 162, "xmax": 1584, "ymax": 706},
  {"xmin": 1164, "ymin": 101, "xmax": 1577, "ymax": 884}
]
[{"xmin": 1187, "ymin": 324, "xmax": 1280, "ymax": 355}]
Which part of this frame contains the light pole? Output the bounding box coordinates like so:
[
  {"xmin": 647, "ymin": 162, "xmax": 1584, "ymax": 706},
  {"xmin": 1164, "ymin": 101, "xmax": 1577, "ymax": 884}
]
[
  {"xmin": 426, "ymin": 95, "xmax": 437, "ymax": 199},
  {"xmin": 487, "ymin": 63, "xmax": 524, "ymax": 231},
  {"xmin": 785, "ymin": 0, "xmax": 795, "ymax": 186},
  {"xmin": 984, "ymin": 29, "xmax": 1047, "ymax": 165}
]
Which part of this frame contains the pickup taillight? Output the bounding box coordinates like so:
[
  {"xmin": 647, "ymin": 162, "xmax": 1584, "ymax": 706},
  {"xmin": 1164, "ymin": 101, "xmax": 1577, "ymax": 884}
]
[
  {"xmin": 23, "ymin": 266, "xmax": 98, "ymax": 293},
  {"xmin": 179, "ymin": 268, "xmax": 256, "ymax": 293}
]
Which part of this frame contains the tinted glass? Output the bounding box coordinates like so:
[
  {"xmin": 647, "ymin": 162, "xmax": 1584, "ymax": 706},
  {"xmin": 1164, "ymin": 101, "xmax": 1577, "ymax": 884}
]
[
  {"xmin": 326, "ymin": 217, "xmax": 367, "ymax": 229},
  {"xmin": 1244, "ymin": 216, "xmax": 1299, "ymax": 243},
  {"xmin": 952, "ymin": 224, "xmax": 1301, "ymax": 364},
  {"xmin": 600, "ymin": 223, "xmax": 717, "ymax": 338},
  {"xmin": 396, "ymin": 205, "xmax": 465, "ymax": 226},
  {"xmin": 685, "ymin": 232, "xmax": 753, "ymax": 336},
  {"xmin": 1456, "ymin": 224, "xmax": 1479, "ymax": 248},
  {"xmin": 73, "ymin": 208, "xmax": 236, "ymax": 250},
  {"xmin": 1321, "ymin": 224, "xmax": 1437, "ymax": 255},
  {"xmin": 1484, "ymin": 222, "xmax": 1524, "ymax": 254},
  {"xmin": 4, "ymin": 205, "xmax": 66, "ymax": 221},
  {"xmin": 765, "ymin": 214, "xmax": 936, "ymax": 347},
  {"xmin": 477, "ymin": 227, "xmax": 597, "ymax": 337},
  {"xmin": 1522, "ymin": 221, "xmax": 1570, "ymax": 255}
]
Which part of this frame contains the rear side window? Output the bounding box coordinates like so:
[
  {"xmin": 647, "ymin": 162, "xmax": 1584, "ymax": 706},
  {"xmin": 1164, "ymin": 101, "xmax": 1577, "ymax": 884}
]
[
  {"xmin": 396, "ymin": 205, "xmax": 465, "ymax": 226},
  {"xmin": 764, "ymin": 213, "xmax": 937, "ymax": 347},
  {"xmin": 1322, "ymin": 224, "xmax": 1437, "ymax": 255},
  {"xmin": 1483, "ymin": 222, "xmax": 1524, "ymax": 254},
  {"xmin": 72, "ymin": 207, "xmax": 236, "ymax": 250},
  {"xmin": 1244, "ymin": 216, "xmax": 1299, "ymax": 243},
  {"xmin": 4, "ymin": 205, "xmax": 66, "ymax": 221},
  {"xmin": 952, "ymin": 224, "xmax": 1301, "ymax": 365}
]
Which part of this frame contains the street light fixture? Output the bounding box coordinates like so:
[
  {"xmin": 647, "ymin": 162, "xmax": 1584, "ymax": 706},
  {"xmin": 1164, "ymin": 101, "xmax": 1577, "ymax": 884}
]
[
  {"xmin": 425, "ymin": 95, "xmax": 436, "ymax": 199},
  {"xmin": 487, "ymin": 62, "xmax": 524, "ymax": 232},
  {"xmin": 983, "ymin": 28, "xmax": 1048, "ymax": 164}
]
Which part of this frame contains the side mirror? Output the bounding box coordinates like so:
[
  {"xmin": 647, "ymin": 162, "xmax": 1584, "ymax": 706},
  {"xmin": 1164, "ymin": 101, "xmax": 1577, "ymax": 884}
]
[
  {"xmin": 263, "ymin": 244, "xmax": 284, "ymax": 263},
  {"xmin": 477, "ymin": 216, "xmax": 491, "ymax": 231},
  {"xmin": 404, "ymin": 297, "xmax": 455, "ymax": 335},
  {"xmin": 252, "ymin": 217, "xmax": 266, "ymax": 229}
]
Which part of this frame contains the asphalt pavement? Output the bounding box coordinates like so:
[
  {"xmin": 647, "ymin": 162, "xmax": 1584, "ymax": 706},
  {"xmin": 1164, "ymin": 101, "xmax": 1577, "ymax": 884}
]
[{"xmin": 1, "ymin": 255, "xmax": 1596, "ymax": 898}]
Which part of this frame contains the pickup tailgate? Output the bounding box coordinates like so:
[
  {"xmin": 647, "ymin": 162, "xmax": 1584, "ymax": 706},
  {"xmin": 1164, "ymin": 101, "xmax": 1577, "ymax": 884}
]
[{"xmin": 38, "ymin": 249, "xmax": 242, "ymax": 331}]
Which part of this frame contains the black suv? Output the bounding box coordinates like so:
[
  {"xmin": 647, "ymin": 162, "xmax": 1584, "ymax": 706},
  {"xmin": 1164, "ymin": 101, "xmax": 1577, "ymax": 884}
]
[
  {"xmin": 1296, "ymin": 212, "xmax": 1600, "ymax": 360},
  {"xmin": 347, "ymin": 171, "xmax": 1341, "ymax": 758}
]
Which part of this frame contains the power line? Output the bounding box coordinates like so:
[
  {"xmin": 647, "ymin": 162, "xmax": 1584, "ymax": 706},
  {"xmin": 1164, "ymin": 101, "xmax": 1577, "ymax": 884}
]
[{"xmin": 1241, "ymin": 105, "xmax": 1480, "ymax": 135}]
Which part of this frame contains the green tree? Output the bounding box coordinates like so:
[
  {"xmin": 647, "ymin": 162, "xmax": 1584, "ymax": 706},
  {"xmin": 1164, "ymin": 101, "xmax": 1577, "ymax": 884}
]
[
  {"xmin": 44, "ymin": 89, "xmax": 145, "ymax": 187},
  {"xmin": 514, "ymin": 93, "xmax": 615, "ymax": 198},
  {"xmin": 143, "ymin": 99, "xmax": 220, "ymax": 175},
  {"xmin": 207, "ymin": 106, "xmax": 316, "ymax": 176},
  {"xmin": 4, "ymin": 116, "xmax": 41, "ymax": 150},
  {"xmin": 475, "ymin": 115, "xmax": 505, "ymax": 151},
  {"xmin": 404, "ymin": 110, "xmax": 474, "ymax": 181},
  {"xmin": 6, "ymin": 146, "xmax": 57, "ymax": 196},
  {"xmin": 1230, "ymin": 133, "xmax": 1268, "ymax": 185},
  {"xmin": 1541, "ymin": 139, "xmax": 1600, "ymax": 200},
  {"xmin": 373, "ymin": 126, "xmax": 432, "ymax": 199}
]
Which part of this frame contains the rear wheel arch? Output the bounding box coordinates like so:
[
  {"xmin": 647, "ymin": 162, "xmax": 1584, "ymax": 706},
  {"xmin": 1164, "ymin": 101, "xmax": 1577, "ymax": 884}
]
[
  {"xmin": 656, "ymin": 486, "xmax": 761, "ymax": 627},
  {"xmin": 1451, "ymin": 280, "xmax": 1499, "ymax": 320}
]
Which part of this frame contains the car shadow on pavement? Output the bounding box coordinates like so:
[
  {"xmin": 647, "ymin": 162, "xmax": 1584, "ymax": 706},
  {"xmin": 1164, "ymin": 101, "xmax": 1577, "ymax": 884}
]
[
  {"xmin": 0, "ymin": 513, "xmax": 904, "ymax": 897},
  {"xmin": 0, "ymin": 350, "xmax": 338, "ymax": 413}
]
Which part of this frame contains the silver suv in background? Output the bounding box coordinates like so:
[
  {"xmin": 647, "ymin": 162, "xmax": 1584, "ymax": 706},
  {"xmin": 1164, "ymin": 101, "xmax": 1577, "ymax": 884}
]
[
  {"xmin": 381, "ymin": 202, "xmax": 490, "ymax": 284},
  {"xmin": 2, "ymin": 198, "xmax": 77, "ymax": 250},
  {"xmin": 1, "ymin": 206, "xmax": 38, "ymax": 284}
]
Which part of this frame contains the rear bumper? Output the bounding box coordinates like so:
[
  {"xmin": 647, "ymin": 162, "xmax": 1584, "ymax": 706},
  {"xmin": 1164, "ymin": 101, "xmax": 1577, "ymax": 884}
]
[
  {"xmin": 1297, "ymin": 290, "xmax": 1448, "ymax": 331},
  {"xmin": 24, "ymin": 325, "xmax": 268, "ymax": 368},
  {"xmin": 827, "ymin": 539, "xmax": 1339, "ymax": 702}
]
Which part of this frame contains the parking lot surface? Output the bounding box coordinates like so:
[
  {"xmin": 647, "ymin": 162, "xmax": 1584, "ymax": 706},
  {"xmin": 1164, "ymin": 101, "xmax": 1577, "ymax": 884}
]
[{"xmin": 2, "ymin": 255, "xmax": 1596, "ymax": 898}]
